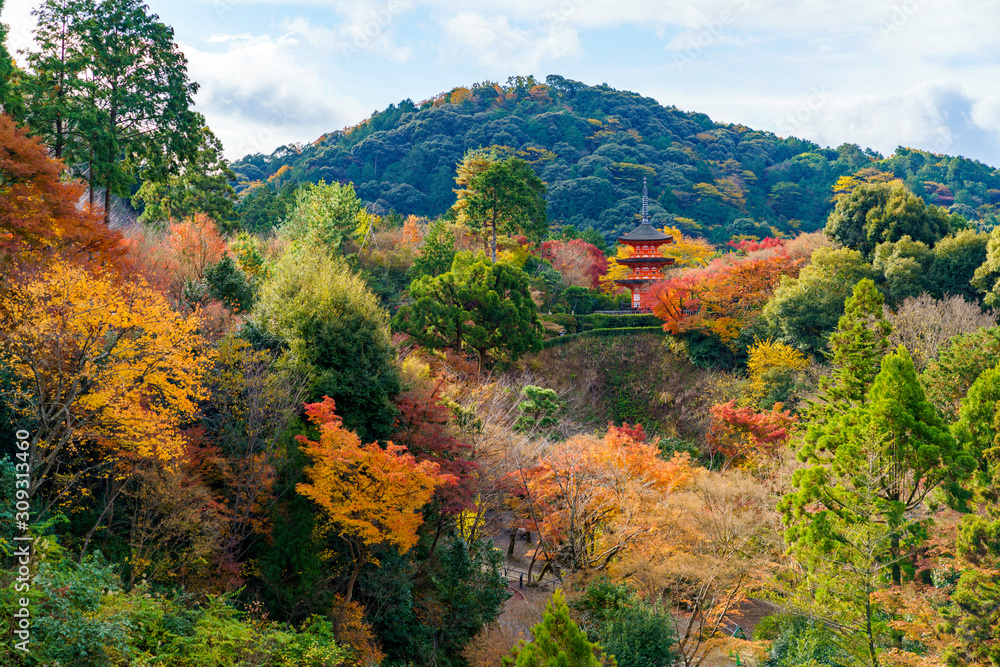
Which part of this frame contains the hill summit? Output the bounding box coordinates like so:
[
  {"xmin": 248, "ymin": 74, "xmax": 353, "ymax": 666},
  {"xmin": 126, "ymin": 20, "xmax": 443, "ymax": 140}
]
[{"xmin": 231, "ymin": 75, "xmax": 1000, "ymax": 243}]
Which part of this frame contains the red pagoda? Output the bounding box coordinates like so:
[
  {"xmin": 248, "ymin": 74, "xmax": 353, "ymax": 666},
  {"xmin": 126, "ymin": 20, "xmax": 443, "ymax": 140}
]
[{"xmin": 614, "ymin": 178, "xmax": 675, "ymax": 310}]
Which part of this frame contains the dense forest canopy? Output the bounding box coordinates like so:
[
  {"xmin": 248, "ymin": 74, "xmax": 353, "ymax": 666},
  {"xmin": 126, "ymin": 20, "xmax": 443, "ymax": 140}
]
[
  {"xmin": 8, "ymin": 3, "xmax": 1000, "ymax": 664},
  {"xmin": 231, "ymin": 75, "xmax": 1000, "ymax": 245}
]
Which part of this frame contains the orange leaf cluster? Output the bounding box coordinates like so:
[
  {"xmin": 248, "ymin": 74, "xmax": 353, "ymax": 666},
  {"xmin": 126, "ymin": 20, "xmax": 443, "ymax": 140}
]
[
  {"xmin": 519, "ymin": 428, "xmax": 693, "ymax": 572},
  {"xmin": 297, "ymin": 397, "xmax": 457, "ymax": 556},
  {"xmin": 651, "ymin": 242, "xmax": 802, "ymax": 343},
  {"xmin": 2, "ymin": 260, "xmax": 211, "ymax": 494},
  {"xmin": 0, "ymin": 114, "xmax": 121, "ymax": 271}
]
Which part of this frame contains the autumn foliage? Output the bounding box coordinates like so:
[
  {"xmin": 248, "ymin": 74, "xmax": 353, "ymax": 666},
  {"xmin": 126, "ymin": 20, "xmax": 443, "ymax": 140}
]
[
  {"xmin": 707, "ymin": 400, "xmax": 798, "ymax": 469},
  {"xmin": 652, "ymin": 238, "xmax": 803, "ymax": 342},
  {"xmin": 1, "ymin": 260, "xmax": 210, "ymax": 497},
  {"xmin": 541, "ymin": 238, "xmax": 609, "ymax": 289},
  {"xmin": 519, "ymin": 426, "xmax": 693, "ymax": 573},
  {"xmin": 0, "ymin": 113, "xmax": 121, "ymax": 269},
  {"xmin": 391, "ymin": 376, "xmax": 478, "ymax": 515},
  {"xmin": 295, "ymin": 396, "xmax": 456, "ymax": 602}
]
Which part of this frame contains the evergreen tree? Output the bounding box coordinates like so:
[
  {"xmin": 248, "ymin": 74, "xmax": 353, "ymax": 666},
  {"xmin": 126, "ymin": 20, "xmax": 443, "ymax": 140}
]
[
  {"xmin": 393, "ymin": 254, "xmax": 542, "ymax": 367},
  {"xmin": 782, "ymin": 346, "xmax": 974, "ymax": 666},
  {"xmin": 410, "ymin": 218, "xmax": 456, "ymax": 278},
  {"xmin": 23, "ymin": 0, "xmax": 202, "ymax": 222},
  {"xmin": 504, "ymin": 590, "xmax": 615, "ymax": 667},
  {"xmin": 823, "ymin": 278, "xmax": 892, "ymax": 407}
]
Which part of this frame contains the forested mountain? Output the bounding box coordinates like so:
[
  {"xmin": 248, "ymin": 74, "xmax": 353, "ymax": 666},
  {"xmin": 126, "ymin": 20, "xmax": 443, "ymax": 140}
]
[{"xmin": 231, "ymin": 75, "xmax": 1000, "ymax": 244}]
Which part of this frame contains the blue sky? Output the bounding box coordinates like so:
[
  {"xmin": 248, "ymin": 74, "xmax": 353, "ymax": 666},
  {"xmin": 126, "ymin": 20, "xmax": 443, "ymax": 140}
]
[{"xmin": 5, "ymin": 0, "xmax": 1000, "ymax": 166}]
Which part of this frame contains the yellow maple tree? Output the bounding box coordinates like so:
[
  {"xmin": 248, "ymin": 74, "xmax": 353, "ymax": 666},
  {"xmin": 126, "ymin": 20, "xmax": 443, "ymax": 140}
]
[{"xmin": 1, "ymin": 261, "xmax": 211, "ymax": 499}]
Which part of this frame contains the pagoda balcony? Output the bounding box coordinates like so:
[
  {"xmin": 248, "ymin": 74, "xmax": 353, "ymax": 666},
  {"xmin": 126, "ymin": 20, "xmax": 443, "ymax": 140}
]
[{"xmin": 617, "ymin": 256, "xmax": 676, "ymax": 265}]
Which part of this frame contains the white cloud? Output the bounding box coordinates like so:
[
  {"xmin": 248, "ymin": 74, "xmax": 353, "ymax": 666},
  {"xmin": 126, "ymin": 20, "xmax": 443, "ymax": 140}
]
[
  {"xmin": 762, "ymin": 81, "xmax": 1000, "ymax": 160},
  {"xmin": 439, "ymin": 12, "xmax": 581, "ymax": 73},
  {"xmin": 280, "ymin": 6, "xmax": 412, "ymax": 64},
  {"xmin": 180, "ymin": 35, "xmax": 367, "ymax": 158}
]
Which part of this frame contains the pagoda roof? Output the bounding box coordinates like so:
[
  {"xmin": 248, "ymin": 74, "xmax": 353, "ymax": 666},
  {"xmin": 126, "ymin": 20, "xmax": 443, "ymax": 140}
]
[{"xmin": 618, "ymin": 222, "xmax": 672, "ymax": 243}]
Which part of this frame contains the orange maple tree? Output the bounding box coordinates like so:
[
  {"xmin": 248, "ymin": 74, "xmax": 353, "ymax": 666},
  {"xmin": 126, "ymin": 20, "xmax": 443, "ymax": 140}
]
[
  {"xmin": 651, "ymin": 242, "xmax": 802, "ymax": 343},
  {"xmin": 0, "ymin": 113, "xmax": 121, "ymax": 270},
  {"xmin": 518, "ymin": 427, "xmax": 693, "ymax": 576},
  {"xmin": 296, "ymin": 396, "xmax": 457, "ymax": 603}
]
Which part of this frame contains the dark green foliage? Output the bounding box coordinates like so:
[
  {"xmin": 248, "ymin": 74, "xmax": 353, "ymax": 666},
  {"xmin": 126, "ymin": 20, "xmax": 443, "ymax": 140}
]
[
  {"xmin": 222, "ymin": 82, "xmax": 1000, "ymax": 245},
  {"xmin": 393, "ymin": 255, "xmax": 542, "ymax": 366},
  {"xmin": 755, "ymin": 615, "xmax": 850, "ymax": 667},
  {"xmin": 11, "ymin": 553, "xmax": 131, "ymax": 665},
  {"xmin": 940, "ymin": 518, "xmax": 1000, "ymax": 667},
  {"xmin": 825, "ymin": 181, "xmax": 953, "ymax": 261},
  {"xmin": 822, "ymin": 279, "xmax": 892, "ymax": 407},
  {"xmin": 204, "ymin": 255, "xmax": 255, "ymax": 313},
  {"xmin": 560, "ymin": 286, "xmax": 621, "ymax": 315},
  {"xmin": 972, "ymin": 226, "xmax": 1000, "ymax": 308},
  {"xmin": 515, "ymin": 385, "xmax": 563, "ymax": 433},
  {"xmin": 235, "ymin": 183, "xmax": 297, "ymax": 234},
  {"xmin": 873, "ymin": 236, "xmax": 934, "ymax": 305},
  {"xmin": 133, "ymin": 126, "xmax": 237, "ymax": 227},
  {"xmin": 681, "ymin": 330, "xmax": 740, "ymax": 370},
  {"xmin": 22, "ymin": 0, "xmax": 203, "ymax": 222},
  {"xmin": 951, "ymin": 363, "xmax": 1000, "ymax": 501},
  {"xmin": 0, "ymin": 0, "xmax": 21, "ymax": 119},
  {"xmin": 541, "ymin": 326, "xmax": 666, "ymax": 350},
  {"xmin": 461, "ymin": 155, "xmax": 548, "ymax": 263},
  {"xmin": 578, "ymin": 313, "xmax": 662, "ymax": 330},
  {"xmin": 0, "ymin": 551, "xmax": 348, "ymax": 666},
  {"xmin": 361, "ymin": 539, "xmax": 508, "ymax": 667},
  {"xmin": 928, "ymin": 229, "xmax": 990, "ymax": 302},
  {"xmin": 573, "ymin": 580, "xmax": 676, "ymax": 667}
]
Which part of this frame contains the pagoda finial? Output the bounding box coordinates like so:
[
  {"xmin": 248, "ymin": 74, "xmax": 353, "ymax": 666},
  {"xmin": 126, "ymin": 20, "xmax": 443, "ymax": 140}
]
[{"xmin": 641, "ymin": 176, "xmax": 649, "ymax": 224}]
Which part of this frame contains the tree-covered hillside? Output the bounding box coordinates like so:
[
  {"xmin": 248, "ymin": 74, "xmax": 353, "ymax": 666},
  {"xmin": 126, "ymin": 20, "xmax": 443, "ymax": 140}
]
[{"xmin": 231, "ymin": 75, "xmax": 1000, "ymax": 244}]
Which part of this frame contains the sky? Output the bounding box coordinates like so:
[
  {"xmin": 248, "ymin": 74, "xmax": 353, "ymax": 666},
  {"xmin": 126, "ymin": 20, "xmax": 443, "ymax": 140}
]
[{"xmin": 4, "ymin": 0, "xmax": 1000, "ymax": 167}]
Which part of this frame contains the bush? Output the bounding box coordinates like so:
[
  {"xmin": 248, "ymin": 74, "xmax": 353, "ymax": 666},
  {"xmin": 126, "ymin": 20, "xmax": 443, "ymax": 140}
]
[
  {"xmin": 754, "ymin": 614, "xmax": 849, "ymax": 667},
  {"xmin": 572, "ymin": 580, "xmax": 676, "ymax": 667}
]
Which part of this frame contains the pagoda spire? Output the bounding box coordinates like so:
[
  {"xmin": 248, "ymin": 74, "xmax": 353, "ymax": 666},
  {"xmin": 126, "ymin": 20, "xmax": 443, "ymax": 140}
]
[{"xmin": 641, "ymin": 176, "xmax": 649, "ymax": 224}]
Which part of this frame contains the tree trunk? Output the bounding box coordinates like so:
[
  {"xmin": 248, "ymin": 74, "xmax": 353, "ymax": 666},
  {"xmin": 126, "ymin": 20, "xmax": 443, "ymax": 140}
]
[{"xmin": 345, "ymin": 554, "xmax": 363, "ymax": 605}]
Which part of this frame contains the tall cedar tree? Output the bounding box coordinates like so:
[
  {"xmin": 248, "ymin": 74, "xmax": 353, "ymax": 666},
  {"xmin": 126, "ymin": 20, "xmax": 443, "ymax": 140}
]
[
  {"xmin": 23, "ymin": 0, "xmax": 202, "ymax": 222},
  {"xmin": 823, "ymin": 278, "xmax": 893, "ymax": 407},
  {"xmin": 782, "ymin": 347, "xmax": 972, "ymax": 666}
]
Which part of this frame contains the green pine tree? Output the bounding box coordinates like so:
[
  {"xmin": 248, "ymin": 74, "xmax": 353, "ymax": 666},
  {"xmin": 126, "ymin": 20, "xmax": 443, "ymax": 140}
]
[
  {"xmin": 824, "ymin": 278, "xmax": 892, "ymax": 406},
  {"xmin": 504, "ymin": 590, "xmax": 615, "ymax": 667}
]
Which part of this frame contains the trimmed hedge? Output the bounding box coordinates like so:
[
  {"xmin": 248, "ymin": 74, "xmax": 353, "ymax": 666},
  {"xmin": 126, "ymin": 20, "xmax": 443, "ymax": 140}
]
[
  {"xmin": 578, "ymin": 313, "xmax": 663, "ymax": 330},
  {"xmin": 541, "ymin": 326, "xmax": 667, "ymax": 349}
]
